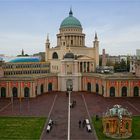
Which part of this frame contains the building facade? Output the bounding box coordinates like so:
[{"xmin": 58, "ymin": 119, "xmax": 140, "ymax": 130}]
[{"xmin": 0, "ymin": 9, "xmax": 139, "ymax": 98}]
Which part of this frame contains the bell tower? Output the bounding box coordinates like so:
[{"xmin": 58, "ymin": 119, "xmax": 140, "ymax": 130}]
[
  {"xmin": 93, "ymin": 32, "xmax": 99, "ymax": 66},
  {"xmin": 45, "ymin": 34, "xmax": 50, "ymax": 61}
]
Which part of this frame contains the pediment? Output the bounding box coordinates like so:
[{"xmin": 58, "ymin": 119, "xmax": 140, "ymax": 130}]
[{"xmin": 77, "ymin": 55, "xmax": 94, "ymax": 60}]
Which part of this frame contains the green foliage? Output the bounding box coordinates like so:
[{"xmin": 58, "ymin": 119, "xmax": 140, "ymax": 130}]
[
  {"xmin": 92, "ymin": 116, "xmax": 140, "ymax": 140},
  {"xmin": 127, "ymin": 56, "xmax": 130, "ymax": 72},
  {"xmin": 0, "ymin": 117, "xmax": 46, "ymax": 139}
]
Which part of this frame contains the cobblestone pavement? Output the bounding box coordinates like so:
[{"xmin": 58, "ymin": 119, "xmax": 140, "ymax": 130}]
[{"xmin": 0, "ymin": 92, "xmax": 140, "ymax": 140}]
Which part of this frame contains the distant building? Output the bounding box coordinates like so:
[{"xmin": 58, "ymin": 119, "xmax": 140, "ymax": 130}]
[
  {"xmin": 135, "ymin": 60, "xmax": 140, "ymax": 77},
  {"xmin": 102, "ymin": 49, "xmax": 107, "ymax": 66},
  {"xmin": 136, "ymin": 49, "xmax": 140, "ymax": 59},
  {"xmin": 130, "ymin": 49, "xmax": 140, "ymax": 74},
  {"xmin": 130, "ymin": 56, "xmax": 137, "ymax": 73}
]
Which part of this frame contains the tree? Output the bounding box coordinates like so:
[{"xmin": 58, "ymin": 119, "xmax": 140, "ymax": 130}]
[{"xmin": 127, "ymin": 56, "xmax": 130, "ymax": 72}]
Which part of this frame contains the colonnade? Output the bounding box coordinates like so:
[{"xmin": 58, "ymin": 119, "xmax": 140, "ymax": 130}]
[
  {"xmin": 78, "ymin": 61, "xmax": 94, "ymax": 72},
  {"xmin": 58, "ymin": 35, "xmax": 85, "ymax": 47}
]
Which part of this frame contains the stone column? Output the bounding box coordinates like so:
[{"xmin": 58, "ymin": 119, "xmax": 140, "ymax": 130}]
[
  {"xmin": 74, "ymin": 36, "xmax": 76, "ymax": 46},
  {"xmin": 79, "ymin": 36, "xmax": 80, "ymax": 46},
  {"xmin": 82, "ymin": 62, "xmax": 84, "ymax": 72},
  {"xmin": 78, "ymin": 62, "xmax": 80, "ymax": 72},
  {"xmin": 85, "ymin": 62, "xmax": 87, "ymax": 72},
  {"xmin": 89, "ymin": 62, "xmax": 91, "ymax": 72}
]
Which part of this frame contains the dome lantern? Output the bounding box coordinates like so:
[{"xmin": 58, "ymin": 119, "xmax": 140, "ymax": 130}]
[
  {"xmin": 69, "ymin": 8, "xmax": 73, "ymax": 17},
  {"xmin": 60, "ymin": 10, "xmax": 82, "ymax": 29}
]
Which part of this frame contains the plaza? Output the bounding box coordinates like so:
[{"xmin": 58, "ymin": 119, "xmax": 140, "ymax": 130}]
[{"xmin": 0, "ymin": 92, "xmax": 140, "ymax": 139}]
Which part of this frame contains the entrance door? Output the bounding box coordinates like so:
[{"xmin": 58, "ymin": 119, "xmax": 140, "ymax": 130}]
[
  {"xmin": 41, "ymin": 84, "xmax": 44, "ymax": 94},
  {"xmin": 66, "ymin": 79, "xmax": 73, "ymax": 91},
  {"xmin": 122, "ymin": 86, "xmax": 127, "ymax": 97},
  {"xmin": 24, "ymin": 87, "xmax": 30, "ymax": 97},
  {"xmin": 87, "ymin": 83, "xmax": 91, "ymax": 92},
  {"xmin": 110, "ymin": 87, "xmax": 115, "ymax": 97},
  {"xmin": 48, "ymin": 83, "xmax": 52, "ymax": 91},
  {"xmin": 134, "ymin": 86, "xmax": 139, "ymax": 96},
  {"xmin": 96, "ymin": 83, "xmax": 99, "ymax": 93},
  {"xmin": 1, "ymin": 87, "xmax": 6, "ymax": 98},
  {"xmin": 12, "ymin": 87, "xmax": 18, "ymax": 97}
]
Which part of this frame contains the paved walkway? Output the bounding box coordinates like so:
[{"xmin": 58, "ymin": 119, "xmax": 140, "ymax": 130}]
[{"xmin": 41, "ymin": 92, "xmax": 96, "ymax": 140}]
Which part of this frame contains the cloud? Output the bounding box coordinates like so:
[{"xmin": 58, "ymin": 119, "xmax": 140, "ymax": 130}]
[
  {"xmin": 0, "ymin": 32, "xmax": 46, "ymax": 56},
  {"xmin": 84, "ymin": 24, "xmax": 140, "ymax": 55}
]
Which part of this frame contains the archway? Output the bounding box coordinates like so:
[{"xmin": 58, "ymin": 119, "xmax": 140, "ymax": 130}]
[
  {"xmin": 110, "ymin": 87, "xmax": 115, "ymax": 97},
  {"xmin": 24, "ymin": 87, "xmax": 30, "ymax": 97},
  {"xmin": 121, "ymin": 86, "xmax": 127, "ymax": 97},
  {"xmin": 1, "ymin": 87, "xmax": 6, "ymax": 98},
  {"xmin": 66, "ymin": 79, "xmax": 73, "ymax": 91},
  {"xmin": 134, "ymin": 86, "xmax": 139, "ymax": 97},
  {"xmin": 96, "ymin": 83, "xmax": 99, "ymax": 93},
  {"xmin": 87, "ymin": 82, "xmax": 91, "ymax": 92},
  {"xmin": 48, "ymin": 83, "xmax": 52, "ymax": 91},
  {"xmin": 12, "ymin": 87, "xmax": 18, "ymax": 97},
  {"xmin": 41, "ymin": 84, "xmax": 44, "ymax": 94}
]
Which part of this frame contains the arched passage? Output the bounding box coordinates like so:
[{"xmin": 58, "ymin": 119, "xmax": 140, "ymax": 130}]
[
  {"xmin": 87, "ymin": 82, "xmax": 91, "ymax": 92},
  {"xmin": 48, "ymin": 83, "xmax": 52, "ymax": 91},
  {"xmin": 134, "ymin": 86, "xmax": 139, "ymax": 97},
  {"xmin": 96, "ymin": 83, "xmax": 99, "ymax": 93},
  {"xmin": 24, "ymin": 87, "xmax": 30, "ymax": 97},
  {"xmin": 121, "ymin": 86, "xmax": 127, "ymax": 97},
  {"xmin": 12, "ymin": 87, "xmax": 18, "ymax": 97},
  {"xmin": 110, "ymin": 87, "xmax": 115, "ymax": 97},
  {"xmin": 66, "ymin": 79, "xmax": 73, "ymax": 91},
  {"xmin": 1, "ymin": 87, "xmax": 6, "ymax": 98},
  {"xmin": 41, "ymin": 84, "xmax": 44, "ymax": 94}
]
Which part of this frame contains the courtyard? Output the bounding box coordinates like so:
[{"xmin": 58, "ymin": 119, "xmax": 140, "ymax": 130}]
[{"xmin": 0, "ymin": 92, "xmax": 140, "ymax": 139}]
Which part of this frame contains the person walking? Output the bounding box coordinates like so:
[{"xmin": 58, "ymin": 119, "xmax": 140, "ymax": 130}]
[
  {"xmin": 82, "ymin": 120, "xmax": 86, "ymax": 128},
  {"xmin": 78, "ymin": 120, "xmax": 81, "ymax": 128}
]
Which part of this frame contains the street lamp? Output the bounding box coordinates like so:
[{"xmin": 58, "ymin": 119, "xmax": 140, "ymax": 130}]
[{"xmin": 67, "ymin": 85, "xmax": 72, "ymax": 140}]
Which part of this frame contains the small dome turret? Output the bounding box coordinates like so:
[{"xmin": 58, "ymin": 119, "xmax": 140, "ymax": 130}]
[{"xmin": 64, "ymin": 52, "xmax": 75, "ymax": 59}]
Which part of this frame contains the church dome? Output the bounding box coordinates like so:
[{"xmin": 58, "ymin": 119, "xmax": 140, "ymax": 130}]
[
  {"xmin": 60, "ymin": 9, "xmax": 82, "ymax": 29},
  {"xmin": 64, "ymin": 52, "xmax": 75, "ymax": 59}
]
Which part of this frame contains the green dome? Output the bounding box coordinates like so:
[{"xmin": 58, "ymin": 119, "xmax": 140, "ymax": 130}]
[{"xmin": 60, "ymin": 9, "xmax": 82, "ymax": 29}]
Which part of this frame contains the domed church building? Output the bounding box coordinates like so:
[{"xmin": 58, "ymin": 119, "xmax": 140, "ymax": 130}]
[
  {"xmin": 0, "ymin": 9, "xmax": 139, "ymax": 98},
  {"xmin": 46, "ymin": 9, "xmax": 99, "ymax": 91}
]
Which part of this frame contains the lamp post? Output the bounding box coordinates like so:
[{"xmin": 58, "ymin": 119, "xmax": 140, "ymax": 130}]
[
  {"xmin": 67, "ymin": 85, "xmax": 72, "ymax": 140},
  {"xmin": 11, "ymin": 93, "xmax": 13, "ymax": 112}
]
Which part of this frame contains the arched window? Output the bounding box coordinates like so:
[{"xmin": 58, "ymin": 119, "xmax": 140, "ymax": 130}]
[
  {"xmin": 24, "ymin": 87, "xmax": 30, "ymax": 97},
  {"xmin": 134, "ymin": 86, "xmax": 139, "ymax": 97},
  {"xmin": 1, "ymin": 87, "xmax": 6, "ymax": 98},
  {"xmin": 52, "ymin": 52, "xmax": 58, "ymax": 59},
  {"xmin": 12, "ymin": 87, "xmax": 18, "ymax": 97},
  {"xmin": 122, "ymin": 86, "xmax": 127, "ymax": 97},
  {"xmin": 110, "ymin": 87, "xmax": 115, "ymax": 97},
  {"xmin": 87, "ymin": 82, "xmax": 91, "ymax": 92},
  {"xmin": 96, "ymin": 83, "xmax": 99, "ymax": 93}
]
